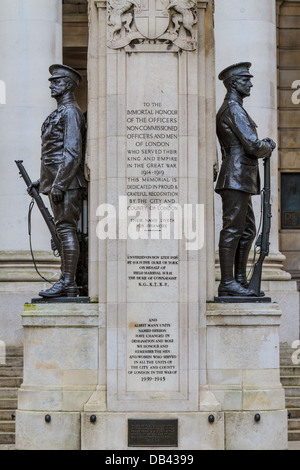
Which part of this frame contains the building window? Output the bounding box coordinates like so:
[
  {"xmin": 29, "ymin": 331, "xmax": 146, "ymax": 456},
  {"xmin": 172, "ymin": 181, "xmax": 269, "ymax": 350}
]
[{"xmin": 281, "ymin": 172, "xmax": 300, "ymax": 229}]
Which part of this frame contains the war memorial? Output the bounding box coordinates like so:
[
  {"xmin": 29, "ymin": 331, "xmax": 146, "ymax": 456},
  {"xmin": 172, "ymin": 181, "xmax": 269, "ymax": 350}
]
[{"xmin": 1, "ymin": 0, "xmax": 300, "ymax": 451}]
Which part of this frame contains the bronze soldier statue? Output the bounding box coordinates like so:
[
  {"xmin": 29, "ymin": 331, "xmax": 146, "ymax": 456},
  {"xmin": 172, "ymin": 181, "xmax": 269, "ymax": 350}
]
[
  {"xmin": 30, "ymin": 64, "xmax": 87, "ymax": 298},
  {"xmin": 215, "ymin": 62, "xmax": 276, "ymax": 297}
]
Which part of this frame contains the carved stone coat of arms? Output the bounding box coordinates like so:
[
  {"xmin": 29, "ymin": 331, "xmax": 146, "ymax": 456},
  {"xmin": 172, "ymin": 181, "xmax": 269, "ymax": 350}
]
[{"xmin": 107, "ymin": 0, "xmax": 198, "ymax": 51}]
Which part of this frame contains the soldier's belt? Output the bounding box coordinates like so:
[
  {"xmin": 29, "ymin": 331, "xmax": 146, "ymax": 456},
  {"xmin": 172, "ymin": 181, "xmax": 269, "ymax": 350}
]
[
  {"xmin": 41, "ymin": 155, "xmax": 64, "ymax": 166},
  {"xmin": 222, "ymin": 146, "xmax": 246, "ymax": 156},
  {"xmin": 222, "ymin": 147, "xmax": 258, "ymax": 166}
]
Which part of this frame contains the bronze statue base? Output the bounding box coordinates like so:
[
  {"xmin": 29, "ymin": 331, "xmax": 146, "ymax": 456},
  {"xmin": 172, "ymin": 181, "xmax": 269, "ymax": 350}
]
[
  {"xmin": 214, "ymin": 296, "xmax": 272, "ymax": 304},
  {"xmin": 30, "ymin": 297, "xmax": 90, "ymax": 304}
]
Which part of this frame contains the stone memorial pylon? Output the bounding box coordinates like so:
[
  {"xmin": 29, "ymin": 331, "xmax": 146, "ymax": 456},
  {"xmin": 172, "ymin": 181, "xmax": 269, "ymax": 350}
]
[{"xmin": 82, "ymin": 0, "xmax": 224, "ymax": 449}]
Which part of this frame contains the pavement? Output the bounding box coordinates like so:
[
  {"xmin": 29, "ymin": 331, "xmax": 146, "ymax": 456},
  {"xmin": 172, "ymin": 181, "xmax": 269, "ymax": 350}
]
[
  {"xmin": 1, "ymin": 443, "xmax": 300, "ymax": 451},
  {"xmin": 288, "ymin": 442, "xmax": 300, "ymax": 451}
]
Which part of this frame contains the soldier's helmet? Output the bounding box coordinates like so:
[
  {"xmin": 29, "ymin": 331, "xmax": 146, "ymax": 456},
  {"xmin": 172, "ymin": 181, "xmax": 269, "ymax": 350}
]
[
  {"xmin": 218, "ymin": 62, "xmax": 253, "ymax": 82},
  {"xmin": 48, "ymin": 64, "xmax": 82, "ymax": 86}
]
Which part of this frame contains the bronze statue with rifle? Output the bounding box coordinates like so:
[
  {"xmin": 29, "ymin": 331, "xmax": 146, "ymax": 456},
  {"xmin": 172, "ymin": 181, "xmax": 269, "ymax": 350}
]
[
  {"xmin": 215, "ymin": 62, "xmax": 276, "ymax": 300},
  {"xmin": 17, "ymin": 64, "xmax": 87, "ymax": 299}
]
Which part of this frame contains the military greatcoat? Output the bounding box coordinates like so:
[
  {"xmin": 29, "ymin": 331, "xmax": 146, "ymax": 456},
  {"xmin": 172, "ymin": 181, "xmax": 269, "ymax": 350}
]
[
  {"xmin": 39, "ymin": 100, "xmax": 87, "ymax": 195},
  {"xmin": 215, "ymin": 91, "xmax": 272, "ymax": 196}
]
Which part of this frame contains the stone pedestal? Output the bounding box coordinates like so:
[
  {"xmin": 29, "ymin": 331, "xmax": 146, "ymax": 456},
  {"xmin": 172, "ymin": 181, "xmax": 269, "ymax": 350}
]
[
  {"xmin": 16, "ymin": 303, "xmax": 99, "ymax": 450},
  {"xmin": 207, "ymin": 302, "xmax": 288, "ymax": 450},
  {"xmin": 81, "ymin": 412, "xmax": 225, "ymax": 450},
  {"xmin": 16, "ymin": 300, "xmax": 287, "ymax": 450}
]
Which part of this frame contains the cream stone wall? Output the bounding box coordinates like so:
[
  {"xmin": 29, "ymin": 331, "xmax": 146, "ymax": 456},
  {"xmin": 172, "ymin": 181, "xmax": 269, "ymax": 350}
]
[
  {"xmin": 0, "ymin": 0, "xmax": 62, "ymax": 253},
  {"xmin": 0, "ymin": 0, "xmax": 63, "ymax": 345}
]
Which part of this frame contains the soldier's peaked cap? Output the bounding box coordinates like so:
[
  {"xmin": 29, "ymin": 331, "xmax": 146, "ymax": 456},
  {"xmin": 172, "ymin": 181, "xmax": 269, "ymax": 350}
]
[
  {"xmin": 48, "ymin": 64, "xmax": 82, "ymax": 85},
  {"xmin": 218, "ymin": 62, "xmax": 253, "ymax": 82}
]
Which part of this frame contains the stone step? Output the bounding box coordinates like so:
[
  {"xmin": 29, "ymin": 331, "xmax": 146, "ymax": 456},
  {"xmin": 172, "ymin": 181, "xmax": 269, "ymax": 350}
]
[
  {"xmin": 280, "ymin": 367, "xmax": 300, "ymax": 377},
  {"xmin": 287, "ymin": 409, "xmax": 300, "ymax": 419},
  {"xmin": 0, "ymin": 399, "xmax": 17, "ymax": 410},
  {"xmin": 288, "ymin": 419, "xmax": 300, "ymax": 431},
  {"xmin": 281, "ymin": 354, "xmax": 299, "ymax": 361},
  {"xmin": 0, "ymin": 389, "xmax": 18, "ymax": 399},
  {"xmin": 280, "ymin": 356, "xmax": 300, "ymax": 366},
  {"xmin": 288, "ymin": 430, "xmax": 300, "ymax": 442},
  {"xmin": 0, "ymin": 432, "xmax": 15, "ymax": 445},
  {"xmin": 0, "ymin": 377, "xmax": 23, "ymax": 388},
  {"xmin": 0, "ymin": 421, "xmax": 15, "ymax": 433},
  {"xmin": 280, "ymin": 347, "xmax": 299, "ymax": 355},
  {"xmin": 286, "ymin": 397, "xmax": 300, "ymax": 408},
  {"xmin": 0, "ymin": 410, "xmax": 16, "ymax": 421},
  {"xmin": 281, "ymin": 376, "xmax": 300, "ymax": 387},
  {"xmin": 5, "ymin": 348, "xmax": 23, "ymax": 357},
  {"xmin": 285, "ymin": 388, "xmax": 300, "ymax": 398},
  {"xmin": 0, "ymin": 357, "xmax": 23, "ymax": 367},
  {"xmin": 0, "ymin": 368, "xmax": 23, "ymax": 378}
]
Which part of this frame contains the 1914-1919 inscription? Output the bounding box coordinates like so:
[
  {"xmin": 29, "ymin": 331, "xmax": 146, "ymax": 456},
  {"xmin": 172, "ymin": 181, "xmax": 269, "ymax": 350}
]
[{"xmin": 128, "ymin": 419, "xmax": 178, "ymax": 447}]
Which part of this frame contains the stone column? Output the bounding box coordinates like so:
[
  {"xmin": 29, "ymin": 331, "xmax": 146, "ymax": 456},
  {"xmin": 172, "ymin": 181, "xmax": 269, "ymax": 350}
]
[
  {"xmin": 0, "ymin": 0, "xmax": 62, "ymax": 345},
  {"xmin": 214, "ymin": 0, "xmax": 299, "ymax": 344}
]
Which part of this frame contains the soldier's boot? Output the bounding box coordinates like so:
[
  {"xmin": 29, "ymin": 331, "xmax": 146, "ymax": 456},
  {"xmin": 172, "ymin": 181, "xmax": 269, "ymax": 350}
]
[
  {"xmin": 218, "ymin": 247, "xmax": 256, "ymax": 297},
  {"xmin": 39, "ymin": 274, "xmax": 78, "ymax": 298},
  {"xmin": 59, "ymin": 229, "xmax": 79, "ymax": 297},
  {"xmin": 39, "ymin": 235, "xmax": 66, "ymax": 298},
  {"xmin": 39, "ymin": 278, "xmax": 66, "ymax": 298},
  {"xmin": 62, "ymin": 250, "xmax": 79, "ymax": 297},
  {"xmin": 39, "ymin": 230, "xmax": 79, "ymax": 298},
  {"xmin": 234, "ymin": 245, "xmax": 251, "ymax": 286},
  {"xmin": 235, "ymin": 247, "xmax": 265, "ymax": 297}
]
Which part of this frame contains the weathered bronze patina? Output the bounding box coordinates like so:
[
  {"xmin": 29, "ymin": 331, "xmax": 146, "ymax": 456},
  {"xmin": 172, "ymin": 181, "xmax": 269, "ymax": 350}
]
[
  {"xmin": 215, "ymin": 62, "xmax": 276, "ymax": 298},
  {"xmin": 30, "ymin": 64, "xmax": 87, "ymax": 298}
]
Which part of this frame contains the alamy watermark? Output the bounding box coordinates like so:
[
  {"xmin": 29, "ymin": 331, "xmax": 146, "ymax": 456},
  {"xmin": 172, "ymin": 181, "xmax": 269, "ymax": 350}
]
[
  {"xmin": 96, "ymin": 197, "xmax": 205, "ymax": 251},
  {"xmin": 0, "ymin": 80, "xmax": 6, "ymax": 105},
  {"xmin": 0, "ymin": 340, "xmax": 6, "ymax": 365},
  {"xmin": 291, "ymin": 80, "xmax": 300, "ymax": 105}
]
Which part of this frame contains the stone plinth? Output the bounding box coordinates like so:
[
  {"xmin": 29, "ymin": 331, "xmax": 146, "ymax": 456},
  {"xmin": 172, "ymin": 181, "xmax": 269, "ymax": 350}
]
[
  {"xmin": 206, "ymin": 302, "xmax": 288, "ymax": 450},
  {"xmin": 81, "ymin": 412, "xmax": 225, "ymax": 451},
  {"xmin": 16, "ymin": 302, "xmax": 99, "ymax": 450}
]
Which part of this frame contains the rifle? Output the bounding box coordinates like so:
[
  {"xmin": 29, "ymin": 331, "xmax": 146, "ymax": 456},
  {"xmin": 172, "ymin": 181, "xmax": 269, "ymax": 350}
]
[
  {"xmin": 248, "ymin": 156, "xmax": 272, "ymax": 296},
  {"xmin": 15, "ymin": 160, "xmax": 62, "ymax": 257}
]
